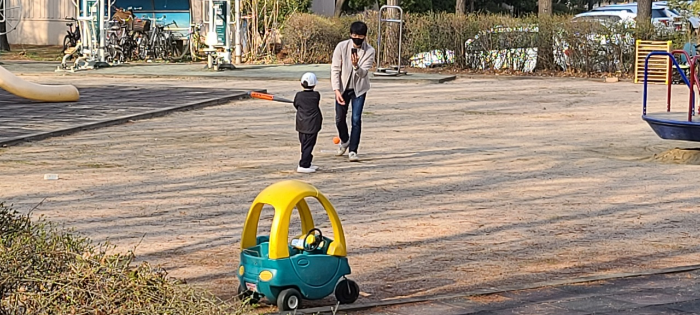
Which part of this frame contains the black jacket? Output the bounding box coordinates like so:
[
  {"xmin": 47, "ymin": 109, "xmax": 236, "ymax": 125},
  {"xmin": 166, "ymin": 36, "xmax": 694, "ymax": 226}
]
[{"xmin": 294, "ymin": 90, "xmax": 322, "ymax": 134}]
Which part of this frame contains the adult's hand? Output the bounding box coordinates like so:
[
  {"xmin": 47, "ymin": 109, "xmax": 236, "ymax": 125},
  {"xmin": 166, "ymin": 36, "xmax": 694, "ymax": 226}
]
[
  {"xmin": 335, "ymin": 90, "xmax": 346, "ymax": 105},
  {"xmin": 351, "ymin": 53, "xmax": 359, "ymax": 67}
]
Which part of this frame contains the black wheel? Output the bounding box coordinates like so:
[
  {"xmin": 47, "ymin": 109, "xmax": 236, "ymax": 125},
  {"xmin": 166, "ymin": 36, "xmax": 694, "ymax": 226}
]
[
  {"xmin": 107, "ymin": 34, "xmax": 119, "ymax": 63},
  {"xmin": 169, "ymin": 40, "xmax": 183, "ymax": 61},
  {"xmin": 277, "ymin": 288, "xmax": 302, "ymax": 311},
  {"xmin": 63, "ymin": 36, "xmax": 71, "ymax": 53},
  {"xmin": 237, "ymin": 284, "xmax": 260, "ymax": 304},
  {"xmin": 334, "ymin": 279, "xmax": 359, "ymax": 304},
  {"xmin": 189, "ymin": 36, "xmax": 200, "ymax": 61},
  {"xmin": 154, "ymin": 33, "xmax": 167, "ymax": 60},
  {"xmin": 137, "ymin": 33, "xmax": 150, "ymax": 60}
]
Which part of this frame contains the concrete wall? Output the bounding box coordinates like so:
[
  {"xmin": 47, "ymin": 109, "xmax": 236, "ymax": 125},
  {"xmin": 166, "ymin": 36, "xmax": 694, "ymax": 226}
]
[{"xmin": 6, "ymin": 0, "xmax": 77, "ymax": 46}]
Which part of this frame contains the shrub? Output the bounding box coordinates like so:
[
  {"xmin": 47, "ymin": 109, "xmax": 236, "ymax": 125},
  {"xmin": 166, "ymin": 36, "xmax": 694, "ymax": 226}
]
[
  {"xmin": 0, "ymin": 202, "xmax": 248, "ymax": 314},
  {"xmin": 282, "ymin": 13, "xmax": 345, "ymax": 63}
]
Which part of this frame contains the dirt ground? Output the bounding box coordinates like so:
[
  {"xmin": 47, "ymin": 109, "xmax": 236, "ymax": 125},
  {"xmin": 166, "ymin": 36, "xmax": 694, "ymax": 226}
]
[
  {"xmin": 2, "ymin": 75, "xmax": 700, "ymax": 309},
  {"xmin": 0, "ymin": 45, "xmax": 64, "ymax": 61}
]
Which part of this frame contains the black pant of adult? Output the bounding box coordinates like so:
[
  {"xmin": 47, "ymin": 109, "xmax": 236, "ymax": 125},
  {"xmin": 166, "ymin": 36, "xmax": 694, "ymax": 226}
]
[
  {"xmin": 299, "ymin": 132, "xmax": 318, "ymax": 168},
  {"xmin": 335, "ymin": 89, "xmax": 366, "ymax": 153}
]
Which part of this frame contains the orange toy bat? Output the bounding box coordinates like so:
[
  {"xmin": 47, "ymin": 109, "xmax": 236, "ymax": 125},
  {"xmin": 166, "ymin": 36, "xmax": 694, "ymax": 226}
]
[{"xmin": 248, "ymin": 91, "xmax": 293, "ymax": 104}]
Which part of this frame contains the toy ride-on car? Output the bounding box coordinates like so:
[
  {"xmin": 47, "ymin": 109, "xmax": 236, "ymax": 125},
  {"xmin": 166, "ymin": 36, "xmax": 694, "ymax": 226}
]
[{"xmin": 237, "ymin": 180, "xmax": 360, "ymax": 311}]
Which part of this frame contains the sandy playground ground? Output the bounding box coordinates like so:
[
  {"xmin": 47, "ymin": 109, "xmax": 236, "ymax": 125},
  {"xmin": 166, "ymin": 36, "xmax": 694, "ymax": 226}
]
[{"xmin": 2, "ymin": 75, "xmax": 700, "ymax": 308}]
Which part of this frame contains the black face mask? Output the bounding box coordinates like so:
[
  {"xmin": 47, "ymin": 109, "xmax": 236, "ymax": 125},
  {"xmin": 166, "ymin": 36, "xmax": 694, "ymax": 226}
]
[{"xmin": 351, "ymin": 37, "xmax": 364, "ymax": 46}]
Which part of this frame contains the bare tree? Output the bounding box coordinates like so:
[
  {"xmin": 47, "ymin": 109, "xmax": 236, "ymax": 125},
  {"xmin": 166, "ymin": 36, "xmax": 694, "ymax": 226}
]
[
  {"xmin": 637, "ymin": 0, "xmax": 652, "ymax": 23},
  {"xmin": 334, "ymin": 0, "xmax": 345, "ymax": 17},
  {"xmin": 538, "ymin": 0, "xmax": 552, "ymax": 16},
  {"xmin": 536, "ymin": 0, "xmax": 552, "ymax": 71},
  {"xmin": 0, "ymin": 0, "xmax": 11, "ymax": 52},
  {"xmin": 456, "ymin": 0, "xmax": 466, "ymax": 14}
]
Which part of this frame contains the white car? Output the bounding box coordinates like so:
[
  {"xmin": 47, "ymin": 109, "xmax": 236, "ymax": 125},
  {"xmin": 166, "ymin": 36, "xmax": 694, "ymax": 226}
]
[
  {"xmin": 655, "ymin": 1, "xmax": 700, "ymax": 32},
  {"xmin": 464, "ymin": 26, "xmax": 567, "ymax": 73},
  {"xmin": 572, "ymin": 10, "xmax": 636, "ymax": 25},
  {"xmin": 587, "ymin": 3, "xmax": 685, "ymax": 31},
  {"xmin": 563, "ymin": 15, "xmax": 636, "ymax": 73}
]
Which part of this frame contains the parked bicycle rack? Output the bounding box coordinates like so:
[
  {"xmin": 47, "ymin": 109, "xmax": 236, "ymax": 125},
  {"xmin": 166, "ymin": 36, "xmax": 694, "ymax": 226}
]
[
  {"xmin": 374, "ymin": 5, "xmax": 406, "ymax": 76},
  {"xmin": 201, "ymin": 0, "xmax": 236, "ymax": 71}
]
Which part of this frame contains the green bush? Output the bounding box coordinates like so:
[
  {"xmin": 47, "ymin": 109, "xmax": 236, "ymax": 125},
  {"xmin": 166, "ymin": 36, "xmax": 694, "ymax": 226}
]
[
  {"xmin": 280, "ymin": 12, "xmax": 691, "ymax": 74},
  {"xmin": 0, "ymin": 202, "xmax": 248, "ymax": 314}
]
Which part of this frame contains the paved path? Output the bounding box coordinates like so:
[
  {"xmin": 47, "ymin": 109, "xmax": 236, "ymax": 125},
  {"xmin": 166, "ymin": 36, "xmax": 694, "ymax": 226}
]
[
  {"xmin": 0, "ymin": 61, "xmax": 456, "ymax": 83},
  {"xmin": 0, "ymin": 85, "xmax": 248, "ymax": 146}
]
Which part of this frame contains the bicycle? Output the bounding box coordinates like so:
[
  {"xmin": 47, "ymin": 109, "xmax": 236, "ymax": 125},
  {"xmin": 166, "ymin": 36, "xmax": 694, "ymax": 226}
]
[
  {"xmin": 138, "ymin": 20, "xmax": 169, "ymax": 60},
  {"xmin": 62, "ymin": 17, "xmax": 81, "ymax": 54},
  {"xmin": 185, "ymin": 23, "xmax": 208, "ymax": 61},
  {"xmin": 105, "ymin": 20, "xmax": 128, "ymax": 63},
  {"xmin": 162, "ymin": 25, "xmax": 183, "ymax": 61}
]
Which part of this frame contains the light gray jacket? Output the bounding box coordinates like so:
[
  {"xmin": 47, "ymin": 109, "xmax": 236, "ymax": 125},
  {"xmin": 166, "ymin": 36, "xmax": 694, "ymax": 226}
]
[{"xmin": 331, "ymin": 39, "xmax": 375, "ymax": 97}]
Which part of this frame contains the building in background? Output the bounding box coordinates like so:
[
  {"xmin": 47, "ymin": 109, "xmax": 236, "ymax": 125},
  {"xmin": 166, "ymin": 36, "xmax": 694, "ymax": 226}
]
[
  {"xmin": 311, "ymin": 0, "xmax": 335, "ymax": 16},
  {"xmin": 6, "ymin": 0, "xmax": 335, "ymax": 45},
  {"xmin": 6, "ymin": 0, "xmax": 75, "ymax": 46}
]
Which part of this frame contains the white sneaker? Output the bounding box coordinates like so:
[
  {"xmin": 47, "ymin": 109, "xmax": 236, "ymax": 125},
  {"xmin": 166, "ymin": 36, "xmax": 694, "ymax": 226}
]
[
  {"xmin": 336, "ymin": 141, "xmax": 349, "ymax": 156},
  {"xmin": 310, "ymin": 165, "xmax": 319, "ymax": 170},
  {"xmin": 348, "ymin": 152, "xmax": 359, "ymax": 162},
  {"xmin": 297, "ymin": 166, "xmax": 316, "ymax": 173}
]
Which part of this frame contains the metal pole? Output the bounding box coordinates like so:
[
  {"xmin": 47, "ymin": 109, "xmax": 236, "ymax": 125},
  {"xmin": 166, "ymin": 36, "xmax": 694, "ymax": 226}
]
[
  {"xmin": 234, "ymin": 0, "xmax": 241, "ymax": 64},
  {"xmin": 397, "ymin": 7, "xmax": 403, "ymax": 73},
  {"xmin": 98, "ymin": 0, "xmax": 105, "ymax": 62},
  {"xmin": 225, "ymin": 0, "xmax": 231, "ymax": 63},
  {"xmin": 375, "ymin": 7, "xmax": 382, "ymax": 70},
  {"xmin": 209, "ymin": 0, "xmax": 215, "ymax": 49},
  {"xmin": 82, "ymin": 0, "xmax": 88, "ymax": 53}
]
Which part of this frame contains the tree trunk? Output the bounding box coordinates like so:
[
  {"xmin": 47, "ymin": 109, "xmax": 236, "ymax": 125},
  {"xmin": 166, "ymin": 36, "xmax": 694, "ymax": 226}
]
[
  {"xmin": 0, "ymin": 0, "xmax": 11, "ymax": 52},
  {"xmin": 588, "ymin": 0, "xmax": 594, "ymax": 11},
  {"xmin": 538, "ymin": 0, "xmax": 552, "ymax": 16},
  {"xmin": 334, "ymin": 0, "xmax": 345, "ymax": 17},
  {"xmin": 637, "ymin": 0, "xmax": 652, "ymax": 24},
  {"xmin": 456, "ymin": 0, "xmax": 466, "ymax": 15},
  {"xmin": 536, "ymin": 0, "xmax": 552, "ymax": 71},
  {"xmin": 469, "ymin": 0, "xmax": 474, "ymax": 12}
]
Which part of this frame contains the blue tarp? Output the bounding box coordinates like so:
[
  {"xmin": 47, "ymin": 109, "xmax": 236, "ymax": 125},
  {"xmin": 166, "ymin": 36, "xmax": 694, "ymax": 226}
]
[
  {"xmin": 114, "ymin": 0, "xmax": 191, "ymax": 38},
  {"xmin": 114, "ymin": 0, "xmax": 190, "ymax": 11}
]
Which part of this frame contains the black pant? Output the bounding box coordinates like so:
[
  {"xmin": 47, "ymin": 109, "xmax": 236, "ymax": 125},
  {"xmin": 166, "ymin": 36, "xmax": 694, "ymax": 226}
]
[{"xmin": 299, "ymin": 132, "xmax": 318, "ymax": 168}]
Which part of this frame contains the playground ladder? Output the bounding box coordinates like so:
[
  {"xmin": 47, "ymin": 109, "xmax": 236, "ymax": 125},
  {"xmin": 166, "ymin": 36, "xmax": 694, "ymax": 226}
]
[{"xmin": 635, "ymin": 40, "xmax": 672, "ymax": 84}]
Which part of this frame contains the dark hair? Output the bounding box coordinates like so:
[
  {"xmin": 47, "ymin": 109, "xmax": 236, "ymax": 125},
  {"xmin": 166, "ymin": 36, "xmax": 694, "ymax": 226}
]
[
  {"xmin": 350, "ymin": 21, "xmax": 368, "ymax": 36},
  {"xmin": 301, "ymin": 82, "xmax": 314, "ymax": 89}
]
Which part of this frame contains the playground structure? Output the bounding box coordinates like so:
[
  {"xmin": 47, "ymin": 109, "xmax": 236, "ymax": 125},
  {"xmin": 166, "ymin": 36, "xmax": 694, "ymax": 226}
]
[
  {"xmin": 58, "ymin": 0, "xmax": 112, "ymax": 71},
  {"xmin": 0, "ymin": 66, "xmax": 80, "ymax": 102},
  {"xmin": 58, "ymin": 0, "xmax": 241, "ymax": 71},
  {"xmin": 0, "ymin": 1, "xmax": 80, "ymax": 102},
  {"xmin": 374, "ymin": 5, "xmax": 407, "ymax": 77},
  {"xmin": 634, "ymin": 41, "xmax": 672, "ymax": 84},
  {"xmin": 200, "ymin": 0, "xmax": 237, "ymax": 70},
  {"xmin": 642, "ymin": 50, "xmax": 700, "ymax": 141}
]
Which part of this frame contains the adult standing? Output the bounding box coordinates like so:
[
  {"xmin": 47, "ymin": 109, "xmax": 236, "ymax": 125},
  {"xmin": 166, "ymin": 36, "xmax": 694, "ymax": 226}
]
[{"xmin": 331, "ymin": 21, "xmax": 375, "ymax": 162}]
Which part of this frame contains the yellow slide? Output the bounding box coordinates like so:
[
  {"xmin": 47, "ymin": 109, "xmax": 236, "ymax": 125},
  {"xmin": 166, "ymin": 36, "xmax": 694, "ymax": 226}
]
[{"xmin": 0, "ymin": 66, "xmax": 79, "ymax": 102}]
